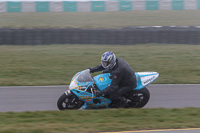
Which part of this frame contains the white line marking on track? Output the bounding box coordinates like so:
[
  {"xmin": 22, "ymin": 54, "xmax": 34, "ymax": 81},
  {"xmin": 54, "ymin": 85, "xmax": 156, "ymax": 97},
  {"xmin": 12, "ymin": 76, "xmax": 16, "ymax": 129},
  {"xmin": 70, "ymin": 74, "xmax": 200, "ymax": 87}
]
[{"xmin": 103, "ymin": 128, "xmax": 200, "ymax": 133}]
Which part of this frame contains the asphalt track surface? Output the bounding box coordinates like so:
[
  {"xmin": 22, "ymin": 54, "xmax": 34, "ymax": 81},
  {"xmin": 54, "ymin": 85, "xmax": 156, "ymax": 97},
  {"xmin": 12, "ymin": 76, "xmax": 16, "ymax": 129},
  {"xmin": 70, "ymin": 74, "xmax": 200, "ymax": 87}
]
[
  {"xmin": 1, "ymin": 84, "xmax": 200, "ymax": 133},
  {"xmin": 0, "ymin": 84, "xmax": 200, "ymax": 112}
]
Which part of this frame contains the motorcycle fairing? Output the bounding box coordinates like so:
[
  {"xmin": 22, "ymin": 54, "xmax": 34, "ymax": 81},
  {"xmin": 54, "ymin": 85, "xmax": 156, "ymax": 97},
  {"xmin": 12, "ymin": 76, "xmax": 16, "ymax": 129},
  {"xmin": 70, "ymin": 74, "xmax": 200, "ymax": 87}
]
[
  {"xmin": 93, "ymin": 73, "xmax": 112, "ymax": 91},
  {"xmin": 67, "ymin": 70, "xmax": 111, "ymax": 109},
  {"xmin": 68, "ymin": 69, "xmax": 94, "ymax": 91},
  {"xmin": 135, "ymin": 72, "xmax": 159, "ymax": 90},
  {"xmin": 93, "ymin": 72, "xmax": 159, "ymax": 91},
  {"xmin": 71, "ymin": 89, "xmax": 111, "ymax": 109},
  {"xmin": 81, "ymin": 97, "xmax": 111, "ymax": 109}
]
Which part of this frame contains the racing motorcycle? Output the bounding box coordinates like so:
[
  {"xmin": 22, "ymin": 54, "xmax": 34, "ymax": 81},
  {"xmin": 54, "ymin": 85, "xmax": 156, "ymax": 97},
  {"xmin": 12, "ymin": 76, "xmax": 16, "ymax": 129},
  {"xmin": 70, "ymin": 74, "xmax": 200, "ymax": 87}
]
[{"xmin": 57, "ymin": 69, "xmax": 159, "ymax": 110}]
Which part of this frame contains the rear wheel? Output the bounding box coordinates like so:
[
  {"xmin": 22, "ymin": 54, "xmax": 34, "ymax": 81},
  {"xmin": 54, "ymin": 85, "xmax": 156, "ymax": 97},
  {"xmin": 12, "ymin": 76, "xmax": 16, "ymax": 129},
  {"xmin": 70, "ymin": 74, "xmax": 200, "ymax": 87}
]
[
  {"xmin": 126, "ymin": 87, "xmax": 150, "ymax": 108},
  {"xmin": 57, "ymin": 93, "xmax": 84, "ymax": 110}
]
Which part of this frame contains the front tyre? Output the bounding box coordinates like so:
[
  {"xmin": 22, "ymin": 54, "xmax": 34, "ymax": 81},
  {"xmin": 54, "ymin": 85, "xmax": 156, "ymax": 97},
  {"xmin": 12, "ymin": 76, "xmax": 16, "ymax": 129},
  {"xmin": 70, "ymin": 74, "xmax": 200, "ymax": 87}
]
[
  {"xmin": 57, "ymin": 93, "xmax": 84, "ymax": 110},
  {"xmin": 126, "ymin": 87, "xmax": 150, "ymax": 108}
]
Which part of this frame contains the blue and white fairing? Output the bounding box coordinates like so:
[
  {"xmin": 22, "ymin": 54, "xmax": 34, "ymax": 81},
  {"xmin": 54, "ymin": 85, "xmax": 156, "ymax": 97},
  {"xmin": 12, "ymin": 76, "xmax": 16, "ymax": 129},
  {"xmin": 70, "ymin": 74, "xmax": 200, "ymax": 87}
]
[
  {"xmin": 135, "ymin": 72, "xmax": 159, "ymax": 90},
  {"xmin": 93, "ymin": 73, "xmax": 111, "ymax": 91},
  {"xmin": 93, "ymin": 72, "xmax": 159, "ymax": 90},
  {"xmin": 67, "ymin": 69, "xmax": 112, "ymax": 108}
]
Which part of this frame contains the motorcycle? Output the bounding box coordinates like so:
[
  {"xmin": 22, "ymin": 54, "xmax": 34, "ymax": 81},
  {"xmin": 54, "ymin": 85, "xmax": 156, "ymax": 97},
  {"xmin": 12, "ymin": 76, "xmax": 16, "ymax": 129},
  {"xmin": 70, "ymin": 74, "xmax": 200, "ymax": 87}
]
[{"xmin": 57, "ymin": 69, "xmax": 159, "ymax": 110}]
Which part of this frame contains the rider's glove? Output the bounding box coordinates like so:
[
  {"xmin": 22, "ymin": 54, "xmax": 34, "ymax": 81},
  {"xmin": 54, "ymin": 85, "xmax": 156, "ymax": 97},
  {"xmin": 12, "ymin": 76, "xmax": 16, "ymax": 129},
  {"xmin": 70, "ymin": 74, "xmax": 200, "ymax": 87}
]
[
  {"xmin": 87, "ymin": 67, "xmax": 95, "ymax": 73},
  {"xmin": 87, "ymin": 67, "xmax": 92, "ymax": 73}
]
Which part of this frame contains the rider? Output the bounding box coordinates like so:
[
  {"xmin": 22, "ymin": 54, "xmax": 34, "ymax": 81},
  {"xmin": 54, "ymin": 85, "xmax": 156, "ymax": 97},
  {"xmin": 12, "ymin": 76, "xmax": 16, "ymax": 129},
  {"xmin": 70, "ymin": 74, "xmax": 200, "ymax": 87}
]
[{"xmin": 89, "ymin": 51, "xmax": 137, "ymax": 108}]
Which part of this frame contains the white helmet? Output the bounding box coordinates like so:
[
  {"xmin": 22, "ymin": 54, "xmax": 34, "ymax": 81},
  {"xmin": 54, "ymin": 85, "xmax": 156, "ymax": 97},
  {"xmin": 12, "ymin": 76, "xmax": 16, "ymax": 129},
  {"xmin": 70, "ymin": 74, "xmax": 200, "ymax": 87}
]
[{"xmin": 101, "ymin": 51, "xmax": 116, "ymax": 69}]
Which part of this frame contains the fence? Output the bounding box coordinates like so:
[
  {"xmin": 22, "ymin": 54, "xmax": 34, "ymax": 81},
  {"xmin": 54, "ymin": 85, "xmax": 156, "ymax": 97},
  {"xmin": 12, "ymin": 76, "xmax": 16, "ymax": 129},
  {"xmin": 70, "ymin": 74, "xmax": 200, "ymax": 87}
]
[
  {"xmin": 0, "ymin": 26, "xmax": 200, "ymax": 45},
  {"xmin": 1, "ymin": 0, "xmax": 200, "ymax": 12}
]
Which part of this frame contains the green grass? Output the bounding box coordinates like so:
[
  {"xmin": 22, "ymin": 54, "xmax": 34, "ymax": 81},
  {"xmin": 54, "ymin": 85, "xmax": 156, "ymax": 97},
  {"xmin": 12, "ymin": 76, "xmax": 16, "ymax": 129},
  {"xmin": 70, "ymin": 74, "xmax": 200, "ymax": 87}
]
[
  {"xmin": 0, "ymin": 44, "xmax": 199, "ymax": 86},
  {"xmin": 1, "ymin": 10, "xmax": 200, "ymax": 28},
  {"xmin": 0, "ymin": 108, "xmax": 200, "ymax": 133}
]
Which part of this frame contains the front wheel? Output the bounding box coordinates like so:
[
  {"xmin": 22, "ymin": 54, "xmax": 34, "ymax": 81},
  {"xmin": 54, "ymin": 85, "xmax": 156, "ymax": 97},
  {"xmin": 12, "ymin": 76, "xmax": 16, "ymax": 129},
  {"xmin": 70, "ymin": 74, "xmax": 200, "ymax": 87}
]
[
  {"xmin": 57, "ymin": 93, "xmax": 84, "ymax": 110},
  {"xmin": 126, "ymin": 87, "xmax": 150, "ymax": 108}
]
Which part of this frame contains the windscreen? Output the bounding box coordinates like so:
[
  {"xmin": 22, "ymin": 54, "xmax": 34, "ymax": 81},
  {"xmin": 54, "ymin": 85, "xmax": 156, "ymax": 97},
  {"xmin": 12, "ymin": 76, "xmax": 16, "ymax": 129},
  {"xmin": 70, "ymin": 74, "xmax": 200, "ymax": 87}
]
[{"xmin": 77, "ymin": 70, "xmax": 93, "ymax": 83}]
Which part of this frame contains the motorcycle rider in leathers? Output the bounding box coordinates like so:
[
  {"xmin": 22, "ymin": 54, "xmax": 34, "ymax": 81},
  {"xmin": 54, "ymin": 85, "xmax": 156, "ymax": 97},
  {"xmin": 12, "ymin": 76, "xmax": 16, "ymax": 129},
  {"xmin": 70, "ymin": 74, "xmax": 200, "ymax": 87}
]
[{"xmin": 89, "ymin": 51, "xmax": 137, "ymax": 108}]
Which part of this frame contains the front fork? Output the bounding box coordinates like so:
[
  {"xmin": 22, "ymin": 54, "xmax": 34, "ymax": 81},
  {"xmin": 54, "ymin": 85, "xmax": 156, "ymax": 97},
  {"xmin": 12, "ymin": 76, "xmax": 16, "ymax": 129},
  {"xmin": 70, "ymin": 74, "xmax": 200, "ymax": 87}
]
[
  {"xmin": 65, "ymin": 90, "xmax": 79, "ymax": 105},
  {"xmin": 65, "ymin": 90, "xmax": 71, "ymax": 95}
]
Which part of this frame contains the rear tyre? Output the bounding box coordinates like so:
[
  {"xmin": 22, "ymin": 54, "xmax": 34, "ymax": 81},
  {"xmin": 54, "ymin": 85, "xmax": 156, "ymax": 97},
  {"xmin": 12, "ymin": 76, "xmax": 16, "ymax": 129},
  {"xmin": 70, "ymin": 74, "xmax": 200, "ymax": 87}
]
[
  {"xmin": 57, "ymin": 93, "xmax": 84, "ymax": 110},
  {"xmin": 126, "ymin": 87, "xmax": 150, "ymax": 108}
]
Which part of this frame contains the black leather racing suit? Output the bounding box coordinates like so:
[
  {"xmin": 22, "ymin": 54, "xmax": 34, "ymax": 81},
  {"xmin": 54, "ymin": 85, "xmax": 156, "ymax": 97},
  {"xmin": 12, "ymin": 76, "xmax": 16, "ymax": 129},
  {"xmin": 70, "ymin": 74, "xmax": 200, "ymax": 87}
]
[{"xmin": 90, "ymin": 57, "xmax": 137, "ymax": 104}]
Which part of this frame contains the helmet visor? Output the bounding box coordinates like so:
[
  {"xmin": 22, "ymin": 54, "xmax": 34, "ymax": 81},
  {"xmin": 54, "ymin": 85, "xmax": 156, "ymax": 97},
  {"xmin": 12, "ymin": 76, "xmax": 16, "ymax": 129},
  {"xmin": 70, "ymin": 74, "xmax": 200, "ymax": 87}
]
[{"xmin": 102, "ymin": 60, "xmax": 111, "ymax": 67}]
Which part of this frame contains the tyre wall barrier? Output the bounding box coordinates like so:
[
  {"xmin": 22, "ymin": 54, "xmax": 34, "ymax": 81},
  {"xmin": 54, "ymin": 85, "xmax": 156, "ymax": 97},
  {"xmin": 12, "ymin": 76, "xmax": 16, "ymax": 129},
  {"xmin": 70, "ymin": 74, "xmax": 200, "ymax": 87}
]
[
  {"xmin": 1, "ymin": 0, "xmax": 200, "ymax": 12},
  {"xmin": 0, "ymin": 26, "xmax": 200, "ymax": 45}
]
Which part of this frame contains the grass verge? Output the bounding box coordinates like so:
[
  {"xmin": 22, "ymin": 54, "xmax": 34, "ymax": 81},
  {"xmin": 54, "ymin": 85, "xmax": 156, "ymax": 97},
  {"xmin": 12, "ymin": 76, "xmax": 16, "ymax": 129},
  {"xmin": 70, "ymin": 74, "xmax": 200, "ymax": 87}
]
[
  {"xmin": 1, "ymin": 10, "xmax": 200, "ymax": 28},
  {"xmin": 0, "ymin": 44, "xmax": 199, "ymax": 86},
  {"xmin": 0, "ymin": 108, "xmax": 200, "ymax": 133}
]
